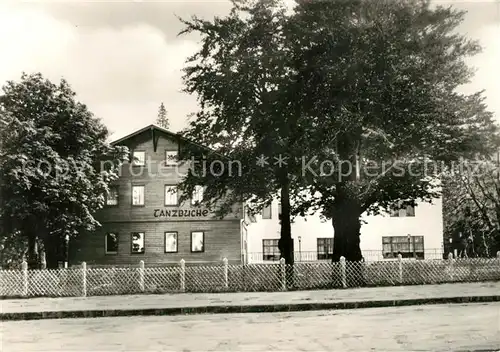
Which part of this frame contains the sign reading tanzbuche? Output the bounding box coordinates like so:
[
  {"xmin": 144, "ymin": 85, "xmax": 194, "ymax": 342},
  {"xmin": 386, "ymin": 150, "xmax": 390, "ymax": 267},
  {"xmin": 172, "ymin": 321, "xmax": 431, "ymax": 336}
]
[{"xmin": 153, "ymin": 209, "xmax": 209, "ymax": 218}]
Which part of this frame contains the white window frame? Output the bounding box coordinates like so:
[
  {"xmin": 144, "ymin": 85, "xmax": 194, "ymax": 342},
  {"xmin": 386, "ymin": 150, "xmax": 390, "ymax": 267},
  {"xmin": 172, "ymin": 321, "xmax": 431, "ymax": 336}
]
[
  {"xmin": 132, "ymin": 185, "xmax": 145, "ymax": 206},
  {"xmin": 131, "ymin": 232, "xmax": 145, "ymax": 254},
  {"xmin": 106, "ymin": 186, "xmax": 119, "ymax": 206},
  {"xmin": 191, "ymin": 185, "xmax": 204, "ymax": 205},
  {"xmin": 164, "ymin": 185, "xmax": 178, "ymax": 206},
  {"xmin": 132, "ymin": 150, "xmax": 146, "ymax": 166},
  {"xmin": 390, "ymin": 201, "xmax": 416, "ymax": 217},
  {"xmin": 382, "ymin": 235, "xmax": 424, "ymax": 259},
  {"xmin": 262, "ymin": 205, "xmax": 272, "ymax": 219},
  {"xmin": 262, "ymin": 239, "xmax": 280, "ymax": 261},
  {"xmin": 165, "ymin": 150, "xmax": 178, "ymax": 166},
  {"xmin": 164, "ymin": 232, "xmax": 178, "ymax": 253},
  {"xmin": 317, "ymin": 238, "xmax": 334, "ymax": 260},
  {"xmin": 191, "ymin": 231, "xmax": 205, "ymax": 253},
  {"xmin": 105, "ymin": 233, "xmax": 118, "ymax": 254}
]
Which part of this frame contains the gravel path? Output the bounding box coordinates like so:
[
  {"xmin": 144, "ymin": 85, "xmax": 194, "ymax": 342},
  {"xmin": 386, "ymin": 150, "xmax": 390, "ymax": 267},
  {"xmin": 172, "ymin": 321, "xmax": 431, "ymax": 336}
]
[{"xmin": 2, "ymin": 281, "xmax": 500, "ymax": 314}]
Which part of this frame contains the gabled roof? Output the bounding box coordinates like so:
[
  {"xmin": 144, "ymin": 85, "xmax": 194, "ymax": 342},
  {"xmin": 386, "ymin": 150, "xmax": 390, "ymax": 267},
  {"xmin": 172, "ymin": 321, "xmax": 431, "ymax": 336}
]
[
  {"xmin": 110, "ymin": 124, "xmax": 220, "ymax": 158},
  {"xmin": 110, "ymin": 124, "xmax": 180, "ymax": 146}
]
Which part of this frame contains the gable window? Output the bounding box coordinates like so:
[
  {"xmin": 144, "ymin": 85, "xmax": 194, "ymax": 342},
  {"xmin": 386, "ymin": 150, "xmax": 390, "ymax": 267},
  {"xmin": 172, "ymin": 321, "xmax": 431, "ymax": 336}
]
[
  {"xmin": 191, "ymin": 185, "xmax": 204, "ymax": 205},
  {"xmin": 132, "ymin": 151, "xmax": 146, "ymax": 166},
  {"xmin": 164, "ymin": 185, "xmax": 178, "ymax": 206},
  {"xmin": 390, "ymin": 201, "xmax": 416, "ymax": 217},
  {"xmin": 131, "ymin": 232, "xmax": 145, "ymax": 254},
  {"xmin": 105, "ymin": 233, "xmax": 118, "ymax": 254},
  {"xmin": 262, "ymin": 205, "xmax": 272, "ymax": 219},
  {"xmin": 191, "ymin": 231, "xmax": 204, "ymax": 252},
  {"xmin": 164, "ymin": 232, "xmax": 178, "ymax": 253},
  {"xmin": 317, "ymin": 238, "xmax": 334, "ymax": 260},
  {"xmin": 132, "ymin": 185, "xmax": 145, "ymax": 206},
  {"xmin": 382, "ymin": 235, "xmax": 424, "ymax": 259},
  {"xmin": 165, "ymin": 150, "xmax": 178, "ymax": 166},
  {"xmin": 105, "ymin": 186, "xmax": 119, "ymax": 206},
  {"xmin": 262, "ymin": 239, "xmax": 280, "ymax": 261}
]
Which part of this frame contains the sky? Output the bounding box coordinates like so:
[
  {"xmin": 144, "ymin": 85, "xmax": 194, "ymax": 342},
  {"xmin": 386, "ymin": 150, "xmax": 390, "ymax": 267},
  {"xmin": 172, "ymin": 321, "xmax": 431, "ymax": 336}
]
[{"xmin": 0, "ymin": 0, "xmax": 498, "ymax": 141}]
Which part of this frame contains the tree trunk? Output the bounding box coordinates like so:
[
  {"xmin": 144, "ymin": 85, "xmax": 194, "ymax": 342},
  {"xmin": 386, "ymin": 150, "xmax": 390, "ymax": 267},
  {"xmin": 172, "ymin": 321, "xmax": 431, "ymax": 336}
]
[
  {"xmin": 330, "ymin": 184, "xmax": 364, "ymax": 287},
  {"xmin": 43, "ymin": 236, "xmax": 61, "ymax": 269},
  {"xmin": 331, "ymin": 198, "xmax": 363, "ymax": 262},
  {"xmin": 26, "ymin": 234, "xmax": 38, "ymax": 270},
  {"xmin": 279, "ymin": 181, "xmax": 294, "ymax": 265},
  {"xmin": 332, "ymin": 131, "xmax": 363, "ymax": 261},
  {"xmin": 278, "ymin": 172, "xmax": 294, "ymax": 288},
  {"xmin": 45, "ymin": 246, "xmax": 60, "ymax": 269}
]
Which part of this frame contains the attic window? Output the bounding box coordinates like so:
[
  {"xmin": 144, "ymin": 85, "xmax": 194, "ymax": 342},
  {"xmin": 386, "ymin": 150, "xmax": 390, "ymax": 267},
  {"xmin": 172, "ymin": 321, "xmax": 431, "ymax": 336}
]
[
  {"xmin": 132, "ymin": 151, "xmax": 146, "ymax": 166},
  {"xmin": 165, "ymin": 150, "xmax": 178, "ymax": 166},
  {"xmin": 390, "ymin": 201, "xmax": 416, "ymax": 217}
]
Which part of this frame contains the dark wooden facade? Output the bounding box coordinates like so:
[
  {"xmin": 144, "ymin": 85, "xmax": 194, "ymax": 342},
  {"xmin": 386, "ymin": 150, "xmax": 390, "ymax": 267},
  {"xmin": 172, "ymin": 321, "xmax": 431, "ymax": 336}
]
[{"xmin": 75, "ymin": 125, "xmax": 244, "ymax": 266}]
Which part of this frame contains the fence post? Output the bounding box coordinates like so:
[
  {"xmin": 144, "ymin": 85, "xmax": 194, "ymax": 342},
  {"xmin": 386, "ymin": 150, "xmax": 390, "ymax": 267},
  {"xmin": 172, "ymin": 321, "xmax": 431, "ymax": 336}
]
[
  {"xmin": 340, "ymin": 256, "xmax": 347, "ymax": 288},
  {"xmin": 21, "ymin": 260, "xmax": 28, "ymax": 297},
  {"xmin": 280, "ymin": 258, "xmax": 286, "ymax": 291},
  {"xmin": 81, "ymin": 262, "xmax": 87, "ymax": 297},
  {"xmin": 139, "ymin": 260, "xmax": 145, "ymax": 292},
  {"xmin": 447, "ymin": 252, "xmax": 454, "ymax": 281},
  {"xmin": 397, "ymin": 253, "xmax": 403, "ymax": 284},
  {"xmin": 180, "ymin": 259, "xmax": 185, "ymax": 292},
  {"xmin": 222, "ymin": 258, "xmax": 228, "ymax": 290}
]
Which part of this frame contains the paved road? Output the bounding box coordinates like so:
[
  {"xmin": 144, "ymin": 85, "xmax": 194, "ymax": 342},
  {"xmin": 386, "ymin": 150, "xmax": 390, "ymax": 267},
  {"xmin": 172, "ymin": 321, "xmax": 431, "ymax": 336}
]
[
  {"xmin": 1, "ymin": 303, "xmax": 500, "ymax": 351},
  {"xmin": 3, "ymin": 281, "xmax": 500, "ymax": 314}
]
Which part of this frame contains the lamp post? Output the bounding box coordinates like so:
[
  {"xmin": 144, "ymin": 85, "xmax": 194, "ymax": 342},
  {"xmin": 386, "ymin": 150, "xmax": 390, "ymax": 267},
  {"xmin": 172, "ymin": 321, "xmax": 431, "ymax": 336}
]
[
  {"xmin": 64, "ymin": 234, "xmax": 69, "ymax": 269},
  {"xmin": 298, "ymin": 236, "xmax": 302, "ymax": 262},
  {"xmin": 407, "ymin": 234, "xmax": 412, "ymax": 258}
]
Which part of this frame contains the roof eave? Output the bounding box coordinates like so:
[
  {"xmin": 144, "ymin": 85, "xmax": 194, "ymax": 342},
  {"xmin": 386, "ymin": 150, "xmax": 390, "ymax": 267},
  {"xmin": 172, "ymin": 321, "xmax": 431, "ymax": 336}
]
[{"xmin": 110, "ymin": 124, "xmax": 181, "ymax": 146}]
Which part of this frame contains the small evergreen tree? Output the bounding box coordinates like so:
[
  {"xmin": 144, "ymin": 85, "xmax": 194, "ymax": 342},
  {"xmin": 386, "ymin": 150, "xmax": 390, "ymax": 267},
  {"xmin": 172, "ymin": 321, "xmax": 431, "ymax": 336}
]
[{"xmin": 156, "ymin": 102, "xmax": 170, "ymax": 129}]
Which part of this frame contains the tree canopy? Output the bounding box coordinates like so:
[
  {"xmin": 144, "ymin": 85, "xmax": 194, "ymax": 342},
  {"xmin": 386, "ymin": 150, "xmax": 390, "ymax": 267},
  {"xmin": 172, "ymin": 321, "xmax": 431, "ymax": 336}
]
[
  {"xmin": 289, "ymin": 0, "xmax": 499, "ymax": 261},
  {"xmin": 177, "ymin": 0, "xmax": 304, "ymax": 264},
  {"xmin": 0, "ymin": 73, "xmax": 127, "ymax": 268},
  {"xmin": 177, "ymin": 0, "xmax": 499, "ymax": 264},
  {"xmin": 443, "ymin": 157, "xmax": 500, "ymax": 257}
]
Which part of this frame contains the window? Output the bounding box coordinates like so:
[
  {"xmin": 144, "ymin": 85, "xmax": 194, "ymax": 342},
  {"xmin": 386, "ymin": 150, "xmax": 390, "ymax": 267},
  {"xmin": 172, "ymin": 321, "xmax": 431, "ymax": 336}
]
[
  {"xmin": 191, "ymin": 231, "xmax": 204, "ymax": 252},
  {"xmin": 317, "ymin": 238, "xmax": 334, "ymax": 260},
  {"xmin": 245, "ymin": 206, "xmax": 257, "ymax": 223},
  {"xmin": 131, "ymin": 232, "xmax": 145, "ymax": 254},
  {"xmin": 132, "ymin": 151, "xmax": 146, "ymax": 166},
  {"xmin": 105, "ymin": 233, "xmax": 118, "ymax": 254},
  {"xmin": 165, "ymin": 150, "xmax": 178, "ymax": 166},
  {"xmin": 132, "ymin": 185, "xmax": 145, "ymax": 206},
  {"xmin": 406, "ymin": 205, "xmax": 415, "ymax": 217},
  {"xmin": 106, "ymin": 186, "xmax": 119, "ymax": 206},
  {"xmin": 262, "ymin": 205, "xmax": 272, "ymax": 219},
  {"xmin": 164, "ymin": 185, "xmax": 178, "ymax": 206},
  {"xmin": 382, "ymin": 236, "xmax": 424, "ymax": 259},
  {"xmin": 390, "ymin": 201, "xmax": 416, "ymax": 217},
  {"xmin": 164, "ymin": 232, "xmax": 178, "ymax": 253},
  {"xmin": 278, "ymin": 203, "xmax": 282, "ymax": 220},
  {"xmin": 191, "ymin": 185, "xmax": 204, "ymax": 205},
  {"xmin": 262, "ymin": 239, "xmax": 280, "ymax": 261}
]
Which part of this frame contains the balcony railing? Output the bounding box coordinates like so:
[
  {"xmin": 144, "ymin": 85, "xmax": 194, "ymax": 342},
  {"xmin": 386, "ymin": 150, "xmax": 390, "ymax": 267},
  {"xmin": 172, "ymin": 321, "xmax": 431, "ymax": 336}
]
[{"xmin": 248, "ymin": 249, "xmax": 445, "ymax": 263}]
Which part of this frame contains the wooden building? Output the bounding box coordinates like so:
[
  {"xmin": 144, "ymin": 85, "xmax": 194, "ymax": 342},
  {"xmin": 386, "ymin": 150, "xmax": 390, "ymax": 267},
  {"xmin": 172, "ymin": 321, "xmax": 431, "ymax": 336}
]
[{"xmin": 75, "ymin": 125, "xmax": 245, "ymax": 266}]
